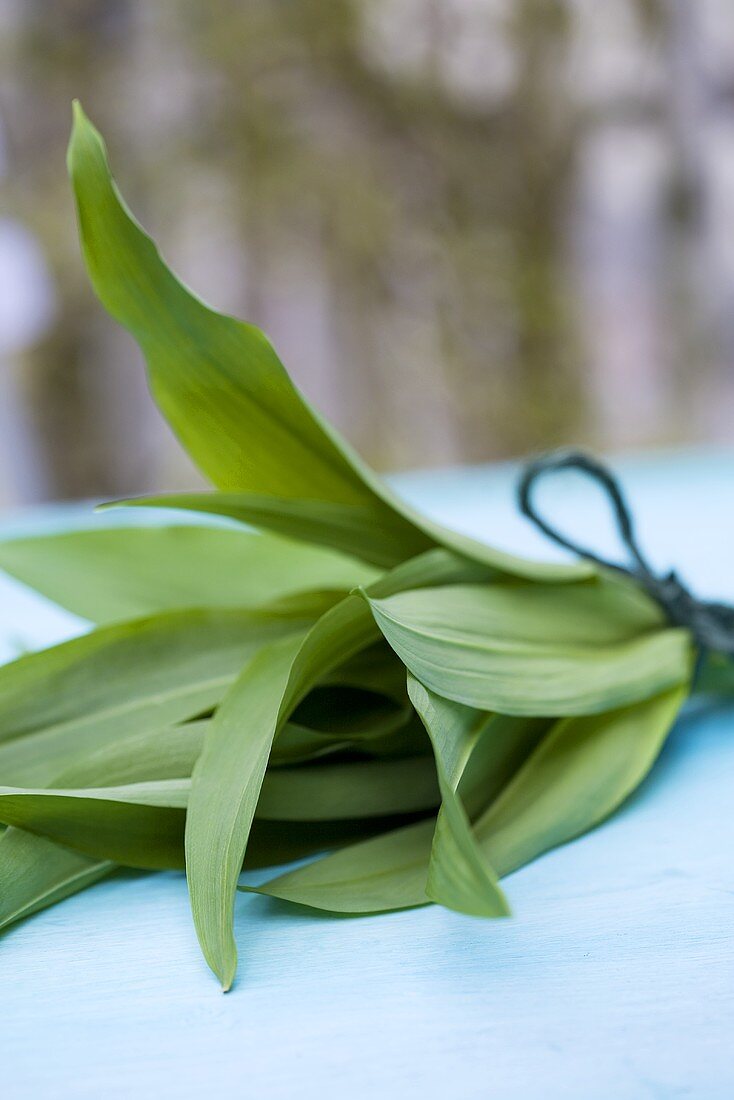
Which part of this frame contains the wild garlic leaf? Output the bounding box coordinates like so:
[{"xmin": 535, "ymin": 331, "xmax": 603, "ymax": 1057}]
[
  {"xmin": 187, "ymin": 592, "xmax": 383, "ymax": 988},
  {"xmin": 0, "ymin": 689, "xmax": 399, "ymax": 937},
  {"xmin": 187, "ymin": 562, "xmax": 465, "ymax": 959},
  {"xmin": 46, "ymin": 677, "xmax": 411, "ymax": 792},
  {"xmin": 270, "ymin": 715, "xmax": 428, "ymax": 766},
  {"xmin": 109, "ymin": 494, "xmax": 430, "ymax": 571},
  {"xmin": 54, "ymin": 721, "xmax": 208, "ymax": 788},
  {"xmin": 186, "ymin": 633, "xmax": 307, "ymax": 990},
  {"xmin": 0, "ymin": 828, "xmax": 113, "ymax": 933},
  {"xmin": 68, "ymin": 104, "xmax": 588, "ymax": 583},
  {"xmin": 0, "ymin": 780, "xmax": 189, "ymax": 869},
  {"xmin": 266, "ymin": 724, "xmax": 347, "ymax": 766},
  {"xmin": 53, "ymin": 717, "xmax": 335, "ymax": 785},
  {"xmin": 407, "ymin": 675, "xmax": 508, "ymax": 918},
  {"xmin": 366, "ymin": 583, "xmax": 693, "ymax": 715},
  {"xmin": 248, "ymin": 817, "xmax": 438, "ymax": 914},
  {"xmin": 67, "ymin": 105, "xmax": 431, "ymax": 564},
  {"xmin": 113, "ymin": 491, "xmax": 591, "ymax": 580},
  {"xmin": 0, "ymin": 603, "xmax": 324, "ymax": 787},
  {"xmin": 369, "ymin": 577, "xmax": 665, "ymax": 651},
  {"xmin": 476, "ymin": 684, "xmax": 689, "ymax": 877},
  {"xmin": 459, "ymin": 713, "xmax": 552, "ymax": 818},
  {"xmin": 0, "ymin": 526, "xmax": 377, "ymax": 623}
]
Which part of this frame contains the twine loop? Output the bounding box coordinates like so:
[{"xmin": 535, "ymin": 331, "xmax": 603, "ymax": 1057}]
[{"xmin": 518, "ymin": 449, "xmax": 734, "ymax": 657}]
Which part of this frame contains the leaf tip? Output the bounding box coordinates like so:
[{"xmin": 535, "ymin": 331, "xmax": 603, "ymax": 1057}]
[
  {"xmin": 218, "ymin": 954, "xmax": 237, "ymax": 992},
  {"xmin": 67, "ymin": 98, "xmax": 88, "ymax": 163},
  {"xmin": 67, "ymin": 98, "xmax": 107, "ymax": 183}
]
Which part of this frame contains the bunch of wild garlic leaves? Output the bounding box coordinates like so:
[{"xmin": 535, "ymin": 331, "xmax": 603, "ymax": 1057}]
[{"xmin": 0, "ymin": 105, "xmax": 694, "ymax": 989}]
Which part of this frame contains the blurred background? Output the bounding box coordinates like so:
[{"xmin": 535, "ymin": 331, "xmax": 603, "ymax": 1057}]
[{"xmin": 1, "ymin": 0, "xmax": 734, "ymax": 507}]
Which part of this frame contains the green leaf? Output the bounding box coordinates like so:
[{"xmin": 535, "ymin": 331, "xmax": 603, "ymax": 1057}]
[
  {"xmin": 54, "ymin": 721, "xmax": 208, "ymax": 787},
  {"xmin": 407, "ymin": 676, "xmax": 508, "ymax": 918},
  {"xmin": 366, "ymin": 582, "xmax": 693, "ymax": 715},
  {"xmin": 0, "ymin": 604, "xmax": 323, "ymax": 787},
  {"xmin": 250, "ymin": 817, "xmax": 438, "ymax": 914},
  {"xmin": 476, "ymin": 684, "xmax": 689, "ymax": 877},
  {"xmin": 459, "ymin": 713, "xmax": 551, "ymax": 818},
  {"xmin": 0, "ymin": 780, "xmax": 188, "ymax": 869},
  {"xmin": 68, "ymin": 103, "xmax": 589, "ymax": 582},
  {"xmin": 0, "ymin": 828, "xmax": 112, "ymax": 933},
  {"xmin": 290, "ymin": 683, "xmax": 409, "ymax": 736},
  {"xmin": 109, "ymin": 495, "xmax": 429, "ymax": 572},
  {"xmin": 67, "ymin": 105, "xmax": 430, "ymax": 562},
  {"xmin": 186, "ymin": 633, "xmax": 306, "ymax": 989},
  {"xmin": 0, "ymin": 526, "xmax": 377, "ymax": 623},
  {"xmin": 113, "ymin": 491, "xmax": 592, "ymax": 580},
  {"xmin": 187, "ymin": 593, "xmax": 383, "ymax": 987},
  {"xmin": 252, "ymin": 686, "xmax": 686, "ymax": 913},
  {"xmin": 373, "ymin": 576, "xmax": 666, "ymax": 650}
]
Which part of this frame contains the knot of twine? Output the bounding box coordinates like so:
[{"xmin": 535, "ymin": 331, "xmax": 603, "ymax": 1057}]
[{"xmin": 518, "ymin": 449, "xmax": 734, "ymax": 658}]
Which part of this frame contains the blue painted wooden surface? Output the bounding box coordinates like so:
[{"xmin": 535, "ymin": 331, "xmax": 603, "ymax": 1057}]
[{"xmin": 1, "ymin": 450, "xmax": 733, "ymax": 1099}]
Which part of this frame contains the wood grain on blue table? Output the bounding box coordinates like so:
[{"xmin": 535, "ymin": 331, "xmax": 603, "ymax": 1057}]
[{"xmin": 1, "ymin": 451, "xmax": 733, "ymax": 1100}]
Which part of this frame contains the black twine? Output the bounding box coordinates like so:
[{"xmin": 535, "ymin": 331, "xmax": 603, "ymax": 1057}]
[{"xmin": 517, "ymin": 449, "xmax": 734, "ymax": 658}]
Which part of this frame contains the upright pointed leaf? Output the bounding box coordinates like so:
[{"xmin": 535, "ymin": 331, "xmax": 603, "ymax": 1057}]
[
  {"xmin": 67, "ymin": 103, "xmax": 589, "ymax": 581},
  {"xmin": 67, "ymin": 104, "xmax": 429, "ymax": 560}
]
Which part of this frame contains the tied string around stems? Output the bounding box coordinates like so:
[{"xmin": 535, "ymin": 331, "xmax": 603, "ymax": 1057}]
[{"xmin": 517, "ymin": 449, "xmax": 734, "ymax": 660}]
